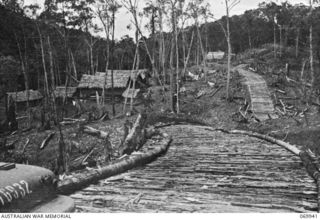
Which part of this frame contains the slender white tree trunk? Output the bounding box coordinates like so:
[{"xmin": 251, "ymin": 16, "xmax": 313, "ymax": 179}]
[
  {"xmin": 225, "ymin": 0, "xmax": 231, "ymax": 100},
  {"xmin": 309, "ymin": 0, "xmax": 314, "ymax": 92}
]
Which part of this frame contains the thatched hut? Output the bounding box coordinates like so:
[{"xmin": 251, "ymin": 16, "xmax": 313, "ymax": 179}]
[
  {"xmin": 99, "ymin": 69, "xmax": 150, "ymax": 89},
  {"xmin": 6, "ymin": 89, "xmax": 43, "ymax": 109},
  {"xmin": 77, "ymin": 70, "xmax": 150, "ymax": 99},
  {"xmin": 77, "ymin": 74, "xmax": 108, "ymax": 98}
]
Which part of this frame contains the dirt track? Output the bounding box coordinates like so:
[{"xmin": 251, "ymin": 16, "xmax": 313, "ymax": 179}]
[{"xmin": 70, "ymin": 125, "xmax": 317, "ymax": 212}]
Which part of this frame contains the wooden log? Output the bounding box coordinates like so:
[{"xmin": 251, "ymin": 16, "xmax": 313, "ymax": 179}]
[
  {"xmin": 60, "ymin": 118, "xmax": 86, "ymax": 125},
  {"xmin": 39, "ymin": 132, "xmax": 55, "ymax": 150},
  {"xmin": 195, "ymin": 89, "xmax": 206, "ymax": 99},
  {"xmin": 83, "ymin": 126, "xmax": 109, "ymax": 139},
  {"xmin": 279, "ymin": 99, "xmax": 286, "ymax": 113},
  {"xmin": 216, "ymin": 129, "xmax": 301, "ymax": 156},
  {"xmin": 22, "ymin": 138, "xmax": 30, "ymax": 154},
  {"xmin": 57, "ymin": 133, "xmax": 172, "ymax": 194},
  {"xmin": 276, "ymin": 89, "xmax": 286, "ymax": 94},
  {"xmin": 209, "ymin": 86, "xmax": 223, "ymax": 97}
]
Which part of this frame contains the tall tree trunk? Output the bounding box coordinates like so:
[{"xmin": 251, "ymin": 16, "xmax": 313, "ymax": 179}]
[
  {"xmin": 196, "ymin": 24, "xmax": 207, "ymax": 80},
  {"xmin": 48, "ymin": 36, "xmax": 55, "ymax": 90},
  {"xmin": 151, "ymin": 10, "xmax": 156, "ymax": 79},
  {"xmin": 182, "ymin": 29, "xmax": 186, "ymax": 80},
  {"xmin": 183, "ymin": 31, "xmax": 195, "ymax": 76},
  {"xmin": 15, "ymin": 33, "xmax": 30, "ymax": 127},
  {"xmin": 100, "ymin": 13, "xmax": 110, "ymax": 107},
  {"xmin": 111, "ymin": 9, "xmax": 116, "ymax": 116},
  {"xmin": 130, "ymin": 30, "xmax": 140, "ymax": 113},
  {"xmin": 196, "ymin": 34, "xmax": 199, "ymax": 66},
  {"xmin": 159, "ymin": 8, "xmax": 165, "ymax": 84},
  {"xmin": 310, "ymin": 25, "xmax": 314, "ymax": 89},
  {"xmin": 205, "ymin": 20, "xmax": 208, "ymax": 53},
  {"xmin": 170, "ymin": 7, "xmax": 176, "ymax": 113},
  {"xmin": 273, "ymin": 22, "xmax": 276, "ymax": 59},
  {"xmin": 90, "ymin": 37, "xmax": 94, "ymax": 75},
  {"xmin": 225, "ymin": 0, "xmax": 232, "ymax": 101},
  {"xmin": 309, "ymin": 0, "xmax": 314, "ymax": 93},
  {"xmin": 295, "ymin": 28, "xmax": 300, "ymax": 58},
  {"xmin": 248, "ymin": 29, "xmax": 252, "ymax": 49},
  {"xmin": 174, "ymin": 7, "xmax": 179, "ymax": 114},
  {"xmin": 284, "ymin": 26, "xmax": 288, "ymax": 47},
  {"xmin": 70, "ymin": 50, "xmax": 77, "ymax": 80},
  {"xmin": 279, "ymin": 25, "xmax": 282, "ymax": 58},
  {"xmin": 36, "ymin": 23, "xmax": 49, "ymax": 99}
]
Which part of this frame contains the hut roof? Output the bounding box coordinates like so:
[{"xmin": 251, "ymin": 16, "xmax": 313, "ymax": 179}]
[
  {"xmin": 97, "ymin": 69, "xmax": 149, "ymax": 88},
  {"xmin": 78, "ymin": 74, "xmax": 105, "ymax": 89},
  {"xmin": 7, "ymin": 90, "xmax": 43, "ymax": 102},
  {"xmin": 122, "ymin": 88, "xmax": 140, "ymax": 98},
  {"xmin": 206, "ymin": 51, "xmax": 225, "ymax": 60},
  {"xmin": 78, "ymin": 70, "xmax": 149, "ymax": 90},
  {"xmin": 54, "ymin": 87, "xmax": 77, "ymax": 98}
]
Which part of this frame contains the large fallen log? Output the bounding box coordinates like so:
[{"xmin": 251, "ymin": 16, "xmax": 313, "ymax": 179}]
[
  {"xmin": 57, "ymin": 133, "xmax": 171, "ymax": 194},
  {"xmin": 82, "ymin": 126, "xmax": 109, "ymax": 139},
  {"xmin": 213, "ymin": 129, "xmax": 317, "ymax": 177},
  {"xmin": 209, "ymin": 86, "xmax": 223, "ymax": 97},
  {"xmin": 60, "ymin": 118, "xmax": 86, "ymax": 125},
  {"xmin": 216, "ymin": 129, "xmax": 301, "ymax": 155}
]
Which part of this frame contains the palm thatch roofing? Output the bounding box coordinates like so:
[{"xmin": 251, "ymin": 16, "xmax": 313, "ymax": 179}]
[
  {"xmin": 122, "ymin": 88, "xmax": 140, "ymax": 98},
  {"xmin": 78, "ymin": 74, "xmax": 105, "ymax": 89},
  {"xmin": 78, "ymin": 70, "xmax": 149, "ymax": 90},
  {"xmin": 54, "ymin": 86, "xmax": 77, "ymax": 98},
  {"xmin": 7, "ymin": 90, "xmax": 43, "ymax": 102}
]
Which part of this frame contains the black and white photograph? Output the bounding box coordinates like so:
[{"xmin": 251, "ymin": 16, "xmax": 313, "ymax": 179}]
[{"xmin": 0, "ymin": 0, "xmax": 320, "ymax": 215}]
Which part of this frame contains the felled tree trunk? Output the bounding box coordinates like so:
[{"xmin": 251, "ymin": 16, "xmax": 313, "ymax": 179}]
[
  {"xmin": 218, "ymin": 129, "xmax": 301, "ymax": 155},
  {"xmin": 57, "ymin": 133, "xmax": 171, "ymax": 194},
  {"xmin": 119, "ymin": 113, "xmax": 155, "ymax": 156},
  {"xmin": 82, "ymin": 126, "xmax": 109, "ymax": 139}
]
